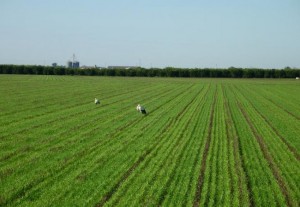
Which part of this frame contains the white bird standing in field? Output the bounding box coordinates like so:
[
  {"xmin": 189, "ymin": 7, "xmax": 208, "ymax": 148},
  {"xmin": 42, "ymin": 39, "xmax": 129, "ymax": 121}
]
[
  {"xmin": 95, "ymin": 98, "xmax": 100, "ymax": 105},
  {"xmin": 136, "ymin": 104, "xmax": 146, "ymax": 114}
]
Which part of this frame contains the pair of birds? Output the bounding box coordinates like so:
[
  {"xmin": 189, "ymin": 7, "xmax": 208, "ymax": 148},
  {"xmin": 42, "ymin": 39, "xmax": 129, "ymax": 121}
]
[{"xmin": 94, "ymin": 98, "xmax": 146, "ymax": 114}]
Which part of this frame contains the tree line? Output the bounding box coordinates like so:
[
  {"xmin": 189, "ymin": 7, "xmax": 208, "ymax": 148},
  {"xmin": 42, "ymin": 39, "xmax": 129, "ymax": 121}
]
[{"xmin": 0, "ymin": 65, "xmax": 299, "ymax": 78}]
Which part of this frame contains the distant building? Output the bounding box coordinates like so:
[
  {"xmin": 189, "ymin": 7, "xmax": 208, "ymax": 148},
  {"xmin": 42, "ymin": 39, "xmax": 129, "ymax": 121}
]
[
  {"xmin": 67, "ymin": 61, "xmax": 73, "ymax": 68},
  {"xmin": 66, "ymin": 61, "xmax": 80, "ymax": 68},
  {"xmin": 66, "ymin": 54, "xmax": 80, "ymax": 68},
  {"xmin": 52, "ymin": 63, "xmax": 57, "ymax": 67},
  {"xmin": 73, "ymin": 61, "xmax": 80, "ymax": 68}
]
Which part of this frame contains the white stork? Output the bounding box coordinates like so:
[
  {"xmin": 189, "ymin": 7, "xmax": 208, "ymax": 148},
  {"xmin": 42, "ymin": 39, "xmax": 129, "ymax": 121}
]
[
  {"xmin": 95, "ymin": 98, "xmax": 100, "ymax": 105},
  {"xmin": 136, "ymin": 104, "xmax": 146, "ymax": 114}
]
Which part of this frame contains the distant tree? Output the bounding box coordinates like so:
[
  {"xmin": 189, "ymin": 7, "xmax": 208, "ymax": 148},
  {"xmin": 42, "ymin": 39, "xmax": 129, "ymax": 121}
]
[
  {"xmin": 179, "ymin": 69, "xmax": 189, "ymax": 77},
  {"xmin": 1, "ymin": 64, "xmax": 300, "ymax": 78},
  {"xmin": 54, "ymin": 67, "xmax": 64, "ymax": 75},
  {"xmin": 24, "ymin": 66, "xmax": 33, "ymax": 74},
  {"xmin": 243, "ymin": 69, "xmax": 255, "ymax": 78},
  {"xmin": 65, "ymin": 68, "xmax": 75, "ymax": 75},
  {"xmin": 228, "ymin": 67, "xmax": 243, "ymax": 78},
  {"xmin": 33, "ymin": 66, "xmax": 44, "ymax": 75}
]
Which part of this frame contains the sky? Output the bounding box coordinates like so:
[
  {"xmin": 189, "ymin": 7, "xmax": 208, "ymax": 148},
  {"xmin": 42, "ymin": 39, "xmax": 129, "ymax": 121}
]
[{"xmin": 0, "ymin": 0, "xmax": 300, "ymax": 68}]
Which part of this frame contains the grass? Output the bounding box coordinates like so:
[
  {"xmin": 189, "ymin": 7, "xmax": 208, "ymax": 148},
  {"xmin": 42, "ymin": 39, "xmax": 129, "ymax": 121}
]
[{"xmin": 0, "ymin": 75, "xmax": 299, "ymax": 207}]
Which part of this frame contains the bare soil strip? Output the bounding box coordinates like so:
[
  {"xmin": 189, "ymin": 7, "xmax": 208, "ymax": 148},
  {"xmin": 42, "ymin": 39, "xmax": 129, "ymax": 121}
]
[
  {"xmin": 237, "ymin": 102, "xmax": 293, "ymax": 207},
  {"xmin": 193, "ymin": 88, "xmax": 217, "ymax": 207}
]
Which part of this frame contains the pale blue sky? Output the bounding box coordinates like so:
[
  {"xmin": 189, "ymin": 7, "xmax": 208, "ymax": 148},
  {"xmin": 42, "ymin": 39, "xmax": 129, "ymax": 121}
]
[{"xmin": 1, "ymin": 0, "xmax": 299, "ymax": 68}]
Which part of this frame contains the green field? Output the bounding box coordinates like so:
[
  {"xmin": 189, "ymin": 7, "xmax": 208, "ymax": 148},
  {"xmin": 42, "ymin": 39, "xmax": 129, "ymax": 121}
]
[{"xmin": 0, "ymin": 75, "xmax": 299, "ymax": 207}]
